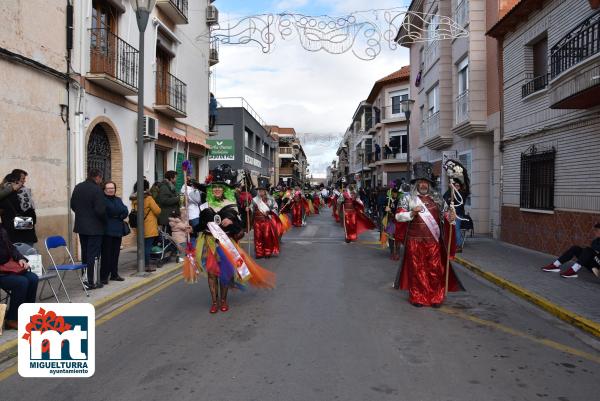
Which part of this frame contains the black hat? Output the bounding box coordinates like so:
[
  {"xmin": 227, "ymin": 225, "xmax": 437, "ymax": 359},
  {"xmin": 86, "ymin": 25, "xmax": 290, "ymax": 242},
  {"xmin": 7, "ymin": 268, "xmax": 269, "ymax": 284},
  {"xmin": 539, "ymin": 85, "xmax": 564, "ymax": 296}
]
[
  {"xmin": 411, "ymin": 162, "xmax": 435, "ymax": 185},
  {"xmin": 210, "ymin": 164, "xmax": 238, "ymax": 187},
  {"xmin": 257, "ymin": 177, "xmax": 270, "ymax": 190}
]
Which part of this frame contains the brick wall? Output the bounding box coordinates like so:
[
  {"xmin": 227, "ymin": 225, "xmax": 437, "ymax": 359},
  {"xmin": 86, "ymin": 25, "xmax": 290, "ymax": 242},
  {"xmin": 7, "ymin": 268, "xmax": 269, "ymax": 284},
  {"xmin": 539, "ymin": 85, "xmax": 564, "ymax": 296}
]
[{"xmin": 501, "ymin": 206, "xmax": 600, "ymax": 256}]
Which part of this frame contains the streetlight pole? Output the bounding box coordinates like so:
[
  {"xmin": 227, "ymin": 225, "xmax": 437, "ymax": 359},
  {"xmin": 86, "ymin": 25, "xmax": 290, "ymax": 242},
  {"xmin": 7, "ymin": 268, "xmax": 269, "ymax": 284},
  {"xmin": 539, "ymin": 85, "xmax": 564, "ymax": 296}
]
[
  {"xmin": 131, "ymin": 0, "xmax": 156, "ymax": 274},
  {"xmin": 401, "ymin": 99, "xmax": 415, "ymax": 182}
]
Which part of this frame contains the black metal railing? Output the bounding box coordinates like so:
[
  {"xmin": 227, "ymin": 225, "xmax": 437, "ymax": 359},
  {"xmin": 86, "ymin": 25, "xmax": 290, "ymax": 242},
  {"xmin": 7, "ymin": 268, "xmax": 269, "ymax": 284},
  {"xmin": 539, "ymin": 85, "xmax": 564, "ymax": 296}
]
[
  {"xmin": 89, "ymin": 28, "xmax": 139, "ymax": 89},
  {"xmin": 170, "ymin": 0, "xmax": 188, "ymax": 18},
  {"xmin": 520, "ymin": 146, "xmax": 555, "ymax": 210},
  {"xmin": 521, "ymin": 73, "xmax": 549, "ymax": 98},
  {"xmin": 550, "ymin": 11, "xmax": 600, "ymax": 78},
  {"xmin": 156, "ymin": 72, "xmax": 187, "ymax": 114}
]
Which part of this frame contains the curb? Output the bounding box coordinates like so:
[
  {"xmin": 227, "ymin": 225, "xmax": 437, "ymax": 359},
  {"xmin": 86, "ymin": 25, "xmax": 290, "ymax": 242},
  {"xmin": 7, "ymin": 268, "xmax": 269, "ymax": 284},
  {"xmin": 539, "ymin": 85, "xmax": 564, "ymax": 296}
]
[
  {"xmin": 455, "ymin": 256, "xmax": 600, "ymax": 339},
  {"xmin": 0, "ymin": 262, "xmax": 181, "ymax": 361}
]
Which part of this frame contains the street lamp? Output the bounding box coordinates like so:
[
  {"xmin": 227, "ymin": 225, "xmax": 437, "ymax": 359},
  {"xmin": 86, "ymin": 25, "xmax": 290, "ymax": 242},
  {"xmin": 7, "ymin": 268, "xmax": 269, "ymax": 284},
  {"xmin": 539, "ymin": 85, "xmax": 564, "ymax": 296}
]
[
  {"xmin": 131, "ymin": 0, "xmax": 156, "ymax": 274},
  {"xmin": 400, "ymin": 99, "xmax": 415, "ymax": 181}
]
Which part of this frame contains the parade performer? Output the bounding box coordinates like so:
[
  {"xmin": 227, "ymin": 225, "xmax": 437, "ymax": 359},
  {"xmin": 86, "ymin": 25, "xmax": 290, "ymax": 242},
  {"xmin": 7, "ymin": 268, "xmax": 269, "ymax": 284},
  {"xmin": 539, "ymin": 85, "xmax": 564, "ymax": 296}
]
[
  {"xmin": 393, "ymin": 162, "xmax": 461, "ymax": 307},
  {"xmin": 381, "ymin": 186, "xmax": 408, "ymax": 260},
  {"xmin": 190, "ymin": 164, "xmax": 275, "ymax": 314},
  {"xmin": 338, "ymin": 186, "xmax": 376, "ymax": 243},
  {"xmin": 250, "ymin": 177, "xmax": 280, "ymax": 258},
  {"xmin": 289, "ymin": 189, "xmax": 305, "ymax": 227},
  {"xmin": 329, "ymin": 186, "xmax": 341, "ymax": 223}
]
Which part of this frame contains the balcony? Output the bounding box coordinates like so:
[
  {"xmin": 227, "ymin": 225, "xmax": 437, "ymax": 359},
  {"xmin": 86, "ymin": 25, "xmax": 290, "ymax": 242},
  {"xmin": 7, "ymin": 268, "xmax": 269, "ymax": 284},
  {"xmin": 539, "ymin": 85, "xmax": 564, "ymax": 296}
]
[
  {"xmin": 156, "ymin": 0, "xmax": 188, "ymax": 24},
  {"xmin": 452, "ymin": 90, "xmax": 487, "ymax": 138},
  {"xmin": 423, "ymin": 111, "xmax": 453, "ymax": 150},
  {"xmin": 375, "ymin": 152, "xmax": 408, "ymax": 166},
  {"xmin": 454, "ymin": 0, "xmax": 469, "ymax": 28},
  {"xmin": 279, "ymin": 147, "xmax": 294, "ymax": 158},
  {"xmin": 522, "ymin": 74, "xmax": 549, "ymax": 98},
  {"xmin": 423, "ymin": 41, "xmax": 439, "ymax": 73},
  {"xmin": 548, "ymin": 11, "xmax": 600, "ymax": 108},
  {"xmin": 88, "ymin": 28, "xmax": 138, "ymax": 96},
  {"xmin": 455, "ymin": 90, "xmax": 469, "ymax": 124},
  {"xmin": 209, "ymin": 46, "xmax": 219, "ymax": 66},
  {"xmin": 154, "ymin": 72, "xmax": 187, "ymax": 118},
  {"xmin": 279, "ymin": 167, "xmax": 294, "ymax": 176}
]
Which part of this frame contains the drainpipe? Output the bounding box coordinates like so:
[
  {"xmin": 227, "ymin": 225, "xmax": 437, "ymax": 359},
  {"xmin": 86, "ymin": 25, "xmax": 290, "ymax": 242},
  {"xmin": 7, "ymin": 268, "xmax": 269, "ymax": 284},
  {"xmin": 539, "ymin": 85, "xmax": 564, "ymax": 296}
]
[{"xmin": 66, "ymin": 0, "xmax": 74, "ymax": 248}]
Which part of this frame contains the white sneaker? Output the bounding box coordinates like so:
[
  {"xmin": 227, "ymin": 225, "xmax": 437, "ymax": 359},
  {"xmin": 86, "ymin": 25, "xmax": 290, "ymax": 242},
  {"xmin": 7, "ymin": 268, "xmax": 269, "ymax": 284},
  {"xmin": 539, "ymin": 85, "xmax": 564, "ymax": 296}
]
[{"xmin": 177, "ymin": 257, "xmax": 184, "ymax": 263}]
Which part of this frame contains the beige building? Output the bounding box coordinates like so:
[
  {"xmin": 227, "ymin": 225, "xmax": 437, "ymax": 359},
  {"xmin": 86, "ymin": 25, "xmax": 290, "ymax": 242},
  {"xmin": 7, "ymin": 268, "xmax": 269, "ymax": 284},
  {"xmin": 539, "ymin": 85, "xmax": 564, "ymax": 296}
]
[
  {"xmin": 364, "ymin": 66, "xmax": 412, "ymax": 188},
  {"xmin": 1, "ymin": 0, "xmax": 216, "ymax": 248},
  {"xmin": 488, "ymin": 0, "xmax": 600, "ymax": 255},
  {"xmin": 269, "ymin": 126, "xmax": 309, "ymax": 187},
  {"xmin": 0, "ymin": 0, "xmax": 71, "ymax": 243},
  {"xmin": 398, "ymin": 0, "xmax": 498, "ymax": 236}
]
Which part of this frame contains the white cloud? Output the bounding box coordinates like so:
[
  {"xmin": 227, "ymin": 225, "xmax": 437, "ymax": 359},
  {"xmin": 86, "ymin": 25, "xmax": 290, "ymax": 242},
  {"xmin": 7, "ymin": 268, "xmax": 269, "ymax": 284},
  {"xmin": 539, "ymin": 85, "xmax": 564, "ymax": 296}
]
[
  {"xmin": 274, "ymin": 0, "xmax": 309, "ymax": 11},
  {"xmin": 213, "ymin": 4, "xmax": 412, "ymax": 174}
]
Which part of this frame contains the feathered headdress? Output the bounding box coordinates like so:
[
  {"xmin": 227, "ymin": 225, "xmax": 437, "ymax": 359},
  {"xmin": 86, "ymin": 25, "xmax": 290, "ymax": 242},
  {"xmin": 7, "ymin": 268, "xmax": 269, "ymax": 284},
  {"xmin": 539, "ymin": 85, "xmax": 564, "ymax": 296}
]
[{"xmin": 443, "ymin": 159, "xmax": 470, "ymax": 198}]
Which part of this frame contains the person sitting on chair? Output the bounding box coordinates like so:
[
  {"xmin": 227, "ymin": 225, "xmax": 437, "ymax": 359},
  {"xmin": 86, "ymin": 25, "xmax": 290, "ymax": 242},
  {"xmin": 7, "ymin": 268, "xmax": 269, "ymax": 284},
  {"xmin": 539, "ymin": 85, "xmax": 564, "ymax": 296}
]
[{"xmin": 541, "ymin": 223, "xmax": 600, "ymax": 279}]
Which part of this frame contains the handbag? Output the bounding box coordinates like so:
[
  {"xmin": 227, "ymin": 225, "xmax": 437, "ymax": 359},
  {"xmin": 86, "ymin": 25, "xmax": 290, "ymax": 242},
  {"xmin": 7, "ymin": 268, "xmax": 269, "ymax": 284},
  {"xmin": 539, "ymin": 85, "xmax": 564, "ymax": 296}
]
[
  {"xmin": 129, "ymin": 208, "xmax": 150, "ymax": 229},
  {"xmin": 7, "ymin": 201, "xmax": 33, "ymax": 230},
  {"xmin": 0, "ymin": 258, "xmax": 28, "ymax": 275},
  {"xmin": 123, "ymin": 221, "xmax": 132, "ymax": 236}
]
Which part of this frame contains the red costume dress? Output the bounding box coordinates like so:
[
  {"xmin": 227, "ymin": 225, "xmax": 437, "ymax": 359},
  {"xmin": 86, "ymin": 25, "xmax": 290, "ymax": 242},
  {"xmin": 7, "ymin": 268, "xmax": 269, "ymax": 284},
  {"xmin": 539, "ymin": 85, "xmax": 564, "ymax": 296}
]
[
  {"xmin": 396, "ymin": 194, "xmax": 460, "ymax": 306},
  {"xmin": 339, "ymin": 192, "xmax": 375, "ymax": 242},
  {"xmin": 252, "ymin": 195, "xmax": 280, "ymax": 258},
  {"xmin": 291, "ymin": 192, "xmax": 304, "ymax": 227},
  {"xmin": 329, "ymin": 193, "xmax": 340, "ymax": 223}
]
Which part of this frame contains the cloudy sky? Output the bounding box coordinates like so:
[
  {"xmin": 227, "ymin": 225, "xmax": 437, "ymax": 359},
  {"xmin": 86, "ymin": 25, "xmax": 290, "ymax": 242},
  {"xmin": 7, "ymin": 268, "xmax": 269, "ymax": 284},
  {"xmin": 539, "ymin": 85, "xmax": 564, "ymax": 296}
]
[{"xmin": 212, "ymin": 0, "xmax": 411, "ymax": 177}]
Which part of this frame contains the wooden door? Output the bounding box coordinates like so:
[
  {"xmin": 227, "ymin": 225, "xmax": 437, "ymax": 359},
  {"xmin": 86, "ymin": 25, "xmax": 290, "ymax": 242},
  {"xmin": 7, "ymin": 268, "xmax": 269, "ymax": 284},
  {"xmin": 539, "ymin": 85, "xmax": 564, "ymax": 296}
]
[
  {"xmin": 90, "ymin": 1, "xmax": 118, "ymax": 75},
  {"xmin": 156, "ymin": 48, "xmax": 172, "ymax": 105}
]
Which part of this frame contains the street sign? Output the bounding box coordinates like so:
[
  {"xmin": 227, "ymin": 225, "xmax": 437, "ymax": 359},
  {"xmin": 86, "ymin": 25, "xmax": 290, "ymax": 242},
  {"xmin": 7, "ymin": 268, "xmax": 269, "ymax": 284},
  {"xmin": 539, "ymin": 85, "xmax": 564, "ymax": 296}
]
[{"xmin": 207, "ymin": 139, "xmax": 235, "ymax": 160}]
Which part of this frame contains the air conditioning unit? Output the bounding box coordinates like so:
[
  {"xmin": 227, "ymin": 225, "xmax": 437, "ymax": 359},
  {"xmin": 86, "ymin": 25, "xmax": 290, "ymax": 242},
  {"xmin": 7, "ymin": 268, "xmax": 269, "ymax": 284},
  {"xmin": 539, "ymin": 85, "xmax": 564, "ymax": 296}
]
[
  {"xmin": 143, "ymin": 116, "xmax": 158, "ymax": 141},
  {"xmin": 209, "ymin": 48, "xmax": 219, "ymax": 66},
  {"xmin": 206, "ymin": 5, "xmax": 219, "ymax": 25}
]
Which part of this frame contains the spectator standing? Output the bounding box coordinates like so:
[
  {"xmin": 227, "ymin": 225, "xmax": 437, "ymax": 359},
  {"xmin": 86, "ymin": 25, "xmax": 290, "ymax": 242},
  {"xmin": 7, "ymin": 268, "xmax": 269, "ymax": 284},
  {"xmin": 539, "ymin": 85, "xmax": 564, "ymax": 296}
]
[
  {"xmin": 157, "ymin": 170, "xmax": 180, "ymax": 229},
  {"xmin": 0, "ymin": 170, "xmax": 38, "ymax": 246},
  {"xmin": 375, "ymin": 143, "xmax": 381, "ymax": 161},
  {"xmin": 209, "ymin": 92, "xmax": 218, "ymax": 131},
  {"xmin": 130, "ymin": 180, "xmax": 161, "ymax": 271},
  {"xmin": 100, "ymin": 181, "xmax": 128, "ymax": 284},
  {"xmin": 70, "ymin": 169, "xmax": 106, "ymax": 290}
]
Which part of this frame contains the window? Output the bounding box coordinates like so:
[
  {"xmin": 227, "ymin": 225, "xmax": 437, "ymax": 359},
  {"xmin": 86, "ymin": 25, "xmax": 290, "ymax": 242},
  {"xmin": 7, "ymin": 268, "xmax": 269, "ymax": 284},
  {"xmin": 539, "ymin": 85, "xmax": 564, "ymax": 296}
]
[
  {"xmin": 427, "ymin": 84, "xmax": 439, "ymax": 116},
  {"xmin": 155, "ymin": 148, "xmax": 167, "ymax": 182},
  {"xmin": 457, "ymin": 57, "xmax": 469, "ymax": 95},
  {"xmin": 255, "ymin": 136, "xmax": 261, "ymax": 153},
  {"xmin": 427, "ymin": 13, "xmax": 439, "ymax": 43},
  {"xmin": 389, "ymin": 130, "xmax": 408, "ymax": 155},
  {"xmin": 245, "ymin": 129, "xmax": 252, "ymax": 148},
  {"xmin": 390, "ymin": 90, "xmax": 409, "ymax": 115},
  {"xmin": 263, "ymin": 143, "xmax": 268, "ymax": 156},
  {"xmin": 520, "ymin": 146, "xmax": 555, "ymax": 210},
  {"xmin": 533, "ymin": 36, "xmax": 548, "ymax": 78}
]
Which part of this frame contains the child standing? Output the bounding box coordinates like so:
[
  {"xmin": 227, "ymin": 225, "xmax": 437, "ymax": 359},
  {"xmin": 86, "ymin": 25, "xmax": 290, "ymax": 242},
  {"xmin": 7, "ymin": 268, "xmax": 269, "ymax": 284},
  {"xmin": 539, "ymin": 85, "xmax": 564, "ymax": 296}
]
[{"xmin": 168, "ymin": 208, "xmax": 192, "ymax": 262}]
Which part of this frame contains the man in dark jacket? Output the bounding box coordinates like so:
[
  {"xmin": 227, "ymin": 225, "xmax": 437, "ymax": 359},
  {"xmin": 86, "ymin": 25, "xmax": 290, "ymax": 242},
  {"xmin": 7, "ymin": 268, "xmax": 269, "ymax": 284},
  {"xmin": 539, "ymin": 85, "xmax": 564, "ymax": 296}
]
[
  {"xmin": 70, "ymin": 169, "xmax": 106, "ymax": 289},
  {"xmin": 157, "ymin": 170, "xmax": 179, "ymax": 227}
]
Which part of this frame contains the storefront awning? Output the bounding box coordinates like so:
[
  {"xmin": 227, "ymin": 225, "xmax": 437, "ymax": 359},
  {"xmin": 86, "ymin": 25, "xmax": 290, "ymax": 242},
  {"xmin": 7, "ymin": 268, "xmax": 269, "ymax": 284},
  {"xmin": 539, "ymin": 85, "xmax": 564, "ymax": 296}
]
[{"xmin": 158, "ymin": 127, "xmax": 209, "ymax": 148}]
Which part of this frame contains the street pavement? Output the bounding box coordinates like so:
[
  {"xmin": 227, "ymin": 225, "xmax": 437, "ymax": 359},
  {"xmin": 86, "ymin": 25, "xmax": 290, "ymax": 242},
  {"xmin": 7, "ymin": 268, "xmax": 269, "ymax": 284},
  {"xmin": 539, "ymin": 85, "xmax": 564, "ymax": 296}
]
[{"xmin": 1, "ymin": 211, "xmax": 599, "ymax": 401}]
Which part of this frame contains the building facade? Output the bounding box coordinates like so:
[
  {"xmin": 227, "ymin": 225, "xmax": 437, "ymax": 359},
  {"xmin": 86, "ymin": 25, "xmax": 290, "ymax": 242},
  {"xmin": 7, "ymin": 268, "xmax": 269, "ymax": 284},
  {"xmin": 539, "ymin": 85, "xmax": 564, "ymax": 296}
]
[
  {"xmin": 271, "ymin": 127, "xmax": 308, "ymax": 188},
  {"xmin": 365, "ymin": 66, "xmax": 412, "ymax": 188},
  {"xmin": 488, "ymin": 0, "xmax": 600, "ymax": 255},
  {"xmin": 0, "ymin": 0, "xmax": 71, "ymax": 244},
  {"xmin": 212, "ymin": 104, "xmax": 276, "ymax": 181},
  {"xmin": 399, "ymin": 0, "xmax": 496, "ymax": 236}
]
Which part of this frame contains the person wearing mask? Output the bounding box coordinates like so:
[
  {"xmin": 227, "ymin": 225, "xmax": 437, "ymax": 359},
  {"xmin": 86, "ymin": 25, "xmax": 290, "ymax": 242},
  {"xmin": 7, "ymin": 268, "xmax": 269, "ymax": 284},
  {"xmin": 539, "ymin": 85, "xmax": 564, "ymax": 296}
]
[
  {"xmin": 70, "ymin": 169, "xmax": 106, "ymax": 290},
  {"xmin": 100, "ymin": 181, "xmax": 129, "ymax": 284},
  {"xmin": 130, "ymin": 180, "xmax": 161, "ymax": 272}
]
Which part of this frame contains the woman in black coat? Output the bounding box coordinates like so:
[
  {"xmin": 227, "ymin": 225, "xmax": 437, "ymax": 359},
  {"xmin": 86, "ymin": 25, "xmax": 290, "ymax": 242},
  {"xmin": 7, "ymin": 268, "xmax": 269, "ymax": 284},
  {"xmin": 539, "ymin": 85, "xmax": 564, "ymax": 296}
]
[
  {"xmin": 100, "ymin": 181, "xmax": 129, "ymax": 284},
  {"xmin": 0, "ymin": 171, "xmax": 37, "ymax": 246}
]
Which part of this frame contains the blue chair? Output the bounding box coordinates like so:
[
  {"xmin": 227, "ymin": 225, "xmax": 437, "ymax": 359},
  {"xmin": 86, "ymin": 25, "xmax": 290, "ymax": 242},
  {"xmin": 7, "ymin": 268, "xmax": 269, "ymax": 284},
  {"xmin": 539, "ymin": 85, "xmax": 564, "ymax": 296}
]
[
  {"xmin": 44, "ymin": 236, "xmax": 89, "ymax": 302},
  {"xmin": 14, "ymin": 242, "xmax": 60, "ymax": 302}
]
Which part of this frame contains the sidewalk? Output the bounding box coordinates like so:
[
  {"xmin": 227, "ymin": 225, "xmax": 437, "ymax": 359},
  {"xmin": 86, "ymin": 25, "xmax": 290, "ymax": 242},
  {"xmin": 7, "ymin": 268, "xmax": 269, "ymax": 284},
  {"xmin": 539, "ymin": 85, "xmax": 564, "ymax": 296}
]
[
  {"xmin": 455, "ymin": 237, "xmax": 600, "ymax": 338},
  {"xmin": 0, "ymin": 248, "xmax": 181, "ymax": 354}
]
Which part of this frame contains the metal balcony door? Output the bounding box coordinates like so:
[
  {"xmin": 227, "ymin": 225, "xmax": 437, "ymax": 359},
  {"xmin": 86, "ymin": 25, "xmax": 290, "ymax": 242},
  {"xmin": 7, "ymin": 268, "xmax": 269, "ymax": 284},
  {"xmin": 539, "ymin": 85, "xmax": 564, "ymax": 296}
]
[
  {"xmin": 156, "ymin": 48, "xmax": 171, "ymax": 105},
  {"xmin": 87, "ymin": 125, "xmax": 112, "ymax": 180}
]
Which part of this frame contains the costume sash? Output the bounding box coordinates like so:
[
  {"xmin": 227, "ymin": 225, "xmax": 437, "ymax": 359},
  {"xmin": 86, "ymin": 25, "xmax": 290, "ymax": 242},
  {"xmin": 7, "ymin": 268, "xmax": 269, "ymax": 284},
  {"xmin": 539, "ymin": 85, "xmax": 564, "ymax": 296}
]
[
  {"xmin": 415, "ymin": 196, "xmax": 440, "ymax": 242},
  {"xmin": 253, "ymin": 196, "xmax": 271, "ymax": 215},
  {"xmin": 207, "ymin": 222, "xmax": 251, "ymax": 280}
]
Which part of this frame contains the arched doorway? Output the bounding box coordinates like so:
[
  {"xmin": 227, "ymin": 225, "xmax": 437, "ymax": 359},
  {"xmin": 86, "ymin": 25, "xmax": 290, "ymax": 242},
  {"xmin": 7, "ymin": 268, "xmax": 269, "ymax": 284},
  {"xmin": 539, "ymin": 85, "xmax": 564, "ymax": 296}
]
[{"xmin": 87, "ymin": 125, "xmax": 112, "ymax": 180}]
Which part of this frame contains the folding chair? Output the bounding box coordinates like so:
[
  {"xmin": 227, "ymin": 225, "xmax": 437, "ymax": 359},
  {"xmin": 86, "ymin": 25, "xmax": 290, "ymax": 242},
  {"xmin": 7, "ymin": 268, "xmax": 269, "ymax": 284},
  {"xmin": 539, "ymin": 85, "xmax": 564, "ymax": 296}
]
[
  {"xmin": 14, "ymin": 242, "xmax": 60, "ymax": 302},
  {"xmin": 44, "ymin": 236, "xmax": 89, "ymax": 302}
]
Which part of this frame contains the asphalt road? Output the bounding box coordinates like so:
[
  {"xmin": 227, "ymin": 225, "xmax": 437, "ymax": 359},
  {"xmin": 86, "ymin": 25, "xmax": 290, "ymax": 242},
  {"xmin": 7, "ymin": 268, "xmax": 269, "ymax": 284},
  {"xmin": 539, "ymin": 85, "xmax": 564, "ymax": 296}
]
[{"xmin": 2, "ymin": 211, "xmax": 599, "ymax": 401}]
